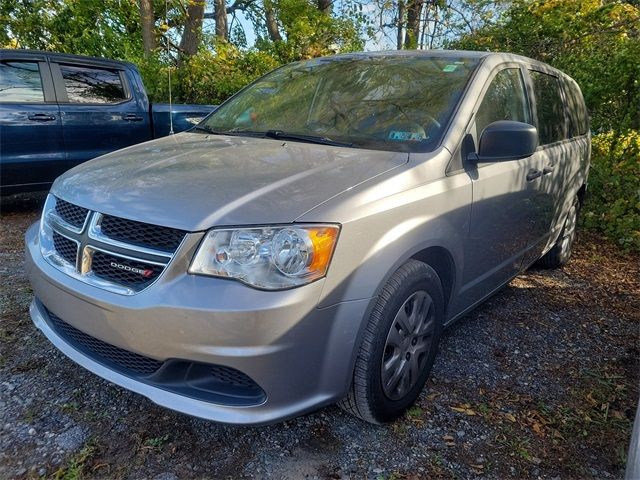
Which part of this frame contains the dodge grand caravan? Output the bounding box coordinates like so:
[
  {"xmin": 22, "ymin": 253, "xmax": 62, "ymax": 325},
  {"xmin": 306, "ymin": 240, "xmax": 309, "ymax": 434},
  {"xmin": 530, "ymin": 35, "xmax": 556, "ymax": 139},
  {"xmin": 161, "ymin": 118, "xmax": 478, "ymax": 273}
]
[{"xmin": 25, "ymin": 50, "xmax": 590, "ymax": 425}]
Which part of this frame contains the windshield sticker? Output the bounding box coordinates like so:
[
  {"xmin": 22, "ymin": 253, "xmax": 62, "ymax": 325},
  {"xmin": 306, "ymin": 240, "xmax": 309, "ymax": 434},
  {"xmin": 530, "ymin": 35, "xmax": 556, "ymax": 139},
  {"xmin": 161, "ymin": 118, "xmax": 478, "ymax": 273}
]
[
  {"xmin": 388, "ymin": 130, "xmax": 425, "ymax": 141},
  {"xmin": 442, "ymin": 64, "xmax": 458, "ymax": 72}
]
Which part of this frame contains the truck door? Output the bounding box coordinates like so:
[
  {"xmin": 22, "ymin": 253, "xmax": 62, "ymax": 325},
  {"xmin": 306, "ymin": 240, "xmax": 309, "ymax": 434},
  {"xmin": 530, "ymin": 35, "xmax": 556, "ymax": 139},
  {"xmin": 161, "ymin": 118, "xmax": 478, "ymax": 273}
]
[
  {"xmin": 0, "ymin": 54, "xmax": 65, "ymax": 193},
  {"xmin": 50, "ymin": 61, "xmax": 150, "ymax": 166},
  {"xmin": 458, "ymin": 66, "xmax": 547, "ymax": 308}
]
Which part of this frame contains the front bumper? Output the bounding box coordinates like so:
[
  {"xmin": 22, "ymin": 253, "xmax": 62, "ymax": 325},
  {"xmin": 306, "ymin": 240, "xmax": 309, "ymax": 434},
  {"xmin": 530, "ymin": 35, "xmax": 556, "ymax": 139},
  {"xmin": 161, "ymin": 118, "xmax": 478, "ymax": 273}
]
[{"xmin": 25, "ymin": 222, "xmax": 370, "ymax": 425}]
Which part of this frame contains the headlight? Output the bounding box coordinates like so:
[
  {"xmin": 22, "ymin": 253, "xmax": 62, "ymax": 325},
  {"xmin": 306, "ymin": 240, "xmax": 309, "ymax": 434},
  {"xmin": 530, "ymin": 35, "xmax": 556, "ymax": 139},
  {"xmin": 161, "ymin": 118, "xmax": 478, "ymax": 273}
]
[{"xmin": 189, "ymin": 224, "xmax": 340, "ymax": 289}]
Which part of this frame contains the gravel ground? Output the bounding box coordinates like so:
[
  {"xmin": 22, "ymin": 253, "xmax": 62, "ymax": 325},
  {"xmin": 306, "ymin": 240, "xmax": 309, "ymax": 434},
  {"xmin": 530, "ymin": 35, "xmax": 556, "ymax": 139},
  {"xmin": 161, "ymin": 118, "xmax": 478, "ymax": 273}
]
[{"xmin": 1, "ymin": 193, "xmax": 638, "ymax": 480}]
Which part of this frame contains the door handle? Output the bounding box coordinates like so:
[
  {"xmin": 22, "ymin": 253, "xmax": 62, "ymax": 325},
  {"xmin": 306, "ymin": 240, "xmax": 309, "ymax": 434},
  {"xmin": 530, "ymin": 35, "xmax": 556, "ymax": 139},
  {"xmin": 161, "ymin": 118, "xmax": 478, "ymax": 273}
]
[
  {"xmin": 122, "ymin": 114, "xmax": 143, "ymax": 122},
  {"xmin": 28, "ymin": 114, "xmax": 56, "ymax": 122},
  {"xmin": 543, "ymin": 165, "xmax": 554, "ymax": 175},
  {"xmin": 526, "ymin": 169, "xmax": 543, "ymax": 182}
]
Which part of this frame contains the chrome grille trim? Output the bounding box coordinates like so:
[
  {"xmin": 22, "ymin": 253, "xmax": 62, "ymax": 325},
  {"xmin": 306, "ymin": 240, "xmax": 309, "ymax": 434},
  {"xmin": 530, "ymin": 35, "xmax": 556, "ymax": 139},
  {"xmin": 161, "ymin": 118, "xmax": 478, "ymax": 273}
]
[
  {"xmin": 51, "ymin": 197, "xmax": 90, "ymax": 233},
  {"xmin": 40, "ymin": 195, "xmax": 186, "ymax": 295}
]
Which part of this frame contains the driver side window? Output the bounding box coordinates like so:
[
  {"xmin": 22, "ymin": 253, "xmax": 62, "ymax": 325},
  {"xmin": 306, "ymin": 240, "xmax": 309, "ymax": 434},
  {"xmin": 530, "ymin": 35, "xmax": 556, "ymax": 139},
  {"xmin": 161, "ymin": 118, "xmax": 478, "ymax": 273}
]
[{"xmin": 475, "ymin": 68, "xmax": 531, "ymax": 138}]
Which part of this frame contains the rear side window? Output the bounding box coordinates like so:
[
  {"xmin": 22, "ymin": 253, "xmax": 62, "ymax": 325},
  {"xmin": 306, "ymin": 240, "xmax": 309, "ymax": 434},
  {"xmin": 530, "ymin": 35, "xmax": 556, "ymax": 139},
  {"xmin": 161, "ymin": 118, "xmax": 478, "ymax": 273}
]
[
  {"xmin": 529, "ymin": 71, "xmax": 567, "ymax": 144},
  {"xmin": 59, "ymin": 65, "xmax": 127, "ymax": 104},
  {"xmin": 475, "ymin": 68, "xmax": 531, "ymax": 138},
  {"xmin": 564, "ymin": 79, "xmax": 589, "ymax": 136},
  {"xmin": 0, "ymin": 61, "xmax": 44, "ymax": 103}
]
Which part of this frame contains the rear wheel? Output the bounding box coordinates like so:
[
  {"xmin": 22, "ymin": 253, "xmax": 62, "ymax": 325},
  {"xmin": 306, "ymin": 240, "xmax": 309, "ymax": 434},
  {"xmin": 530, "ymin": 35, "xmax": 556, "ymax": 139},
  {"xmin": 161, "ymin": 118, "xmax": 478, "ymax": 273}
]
[
  {"xmin": 339, "ymin": 260, "xmax": 444, "ymax": 424},
  {"xmin": 537, "ymin": 197, "xmax": 580, "ymax": 269}
]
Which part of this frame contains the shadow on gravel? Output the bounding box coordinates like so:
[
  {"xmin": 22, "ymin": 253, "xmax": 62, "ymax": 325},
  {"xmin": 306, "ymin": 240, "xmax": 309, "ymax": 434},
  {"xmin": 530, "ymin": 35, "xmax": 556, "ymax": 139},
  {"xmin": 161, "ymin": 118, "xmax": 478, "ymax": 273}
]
[{"xmin": 0, "ymin": 192, "xmax": 47, "ymax": 215}]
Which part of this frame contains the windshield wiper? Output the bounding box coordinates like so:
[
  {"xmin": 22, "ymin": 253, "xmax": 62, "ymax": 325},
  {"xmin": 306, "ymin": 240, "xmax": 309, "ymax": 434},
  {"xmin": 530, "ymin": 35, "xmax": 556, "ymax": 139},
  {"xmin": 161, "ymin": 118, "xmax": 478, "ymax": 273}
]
[
  {"xmin": 192, "ymin": 125, "xmax": 262, "ymax": 137},
  {"xmin": 192, "ymin": 125, "xmax": 223, "ymax": 134},
  {"xmin": 264, "ymin": 130, "xmax": 353, "ymax": 147}
]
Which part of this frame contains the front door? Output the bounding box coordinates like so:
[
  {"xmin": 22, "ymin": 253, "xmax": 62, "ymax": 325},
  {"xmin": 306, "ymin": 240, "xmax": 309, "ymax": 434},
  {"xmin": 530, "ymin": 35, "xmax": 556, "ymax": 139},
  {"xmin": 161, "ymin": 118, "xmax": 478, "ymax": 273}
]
[
  {"xmin": 457, "ymin": 66, "xmax": 550, "ymax": 309},
  {"xmin": 0, "ymin": 54, "xmax": 65, "ymax": 192}
]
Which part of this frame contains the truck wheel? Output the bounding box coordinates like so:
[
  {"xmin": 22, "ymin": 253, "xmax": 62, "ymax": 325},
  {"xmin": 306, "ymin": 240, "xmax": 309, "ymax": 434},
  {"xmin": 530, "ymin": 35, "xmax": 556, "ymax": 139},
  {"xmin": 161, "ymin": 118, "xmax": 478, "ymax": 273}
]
[
  {"xmin": 537, "ymin": 197, "xmax": 580, "ymax": 269},
  {"xmin": 339, "ymin": 260, "xmax": 444, "ymax": 424}
]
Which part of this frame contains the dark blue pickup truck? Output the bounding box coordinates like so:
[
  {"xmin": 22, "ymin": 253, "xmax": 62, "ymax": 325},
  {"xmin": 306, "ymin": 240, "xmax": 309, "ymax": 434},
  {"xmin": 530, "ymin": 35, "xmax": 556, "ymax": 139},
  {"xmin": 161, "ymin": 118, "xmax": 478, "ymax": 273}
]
[{"xmin": 0, "ymin": 49, "xmax": 215, "ymax": 195}]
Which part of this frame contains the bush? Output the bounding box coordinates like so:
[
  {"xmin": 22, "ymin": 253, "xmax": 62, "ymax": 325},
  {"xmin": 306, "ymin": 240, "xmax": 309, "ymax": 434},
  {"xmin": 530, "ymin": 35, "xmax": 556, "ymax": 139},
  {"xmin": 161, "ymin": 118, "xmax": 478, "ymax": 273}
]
[
  {"xmin": 582, "ymin": 131, "xmax": 640, "ymax": 251},
  {"xmin": 138, "ymin": 44, "xmax": 281, "ymax": 105},
  {"xmin": 176, "ymin": 45, "xmax": 281, "ymax": 105}
]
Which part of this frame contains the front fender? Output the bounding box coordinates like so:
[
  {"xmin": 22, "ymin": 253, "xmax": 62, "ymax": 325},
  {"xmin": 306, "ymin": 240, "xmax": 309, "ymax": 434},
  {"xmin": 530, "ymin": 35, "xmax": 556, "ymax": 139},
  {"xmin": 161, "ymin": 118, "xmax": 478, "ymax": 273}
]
[{"xmin": 313, "ymin": 171, "xmax": 472, "ymax": 310}]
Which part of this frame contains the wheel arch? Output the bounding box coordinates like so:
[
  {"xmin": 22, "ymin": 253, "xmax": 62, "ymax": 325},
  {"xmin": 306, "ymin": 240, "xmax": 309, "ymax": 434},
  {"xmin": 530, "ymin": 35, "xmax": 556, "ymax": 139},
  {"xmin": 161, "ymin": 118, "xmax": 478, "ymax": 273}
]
[
  {"xmin": 577, "ymin": 182, "xmax": 587, "ymax": 207},
  {"xmin": 410, "ymin": 246, "xmax": 456, "ymax": 314}
]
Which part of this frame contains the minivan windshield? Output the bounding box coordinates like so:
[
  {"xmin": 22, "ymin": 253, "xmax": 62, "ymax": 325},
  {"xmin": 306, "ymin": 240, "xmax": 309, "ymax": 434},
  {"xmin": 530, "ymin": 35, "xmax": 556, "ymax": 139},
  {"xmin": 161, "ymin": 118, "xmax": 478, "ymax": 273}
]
[{"xmin": 199, "ymin": 55, "xmax": 480, "ymax": 152}]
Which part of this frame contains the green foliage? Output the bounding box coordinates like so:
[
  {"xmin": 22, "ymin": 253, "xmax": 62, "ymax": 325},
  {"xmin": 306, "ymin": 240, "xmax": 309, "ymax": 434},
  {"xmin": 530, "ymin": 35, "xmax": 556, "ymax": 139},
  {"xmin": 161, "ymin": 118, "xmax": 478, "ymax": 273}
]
[
  {"xmin": 265, "ymin": 0, "xmax": 364, "ymax": 62},
  {"xmin": 452, "ymin": 0, "xmax": 640, "ymax": 132},
  {"xmin": 1, "ymin": 0, "xmax": 143, "ymax": 60},
  {"xmin": 582, "ymin": 131, "xmax": 640, "ymax": 251},
  {"xmin": 176, "ymin": 44, "xmax": 281, "ymax": 104},
  {"xmin": 139, "ymin": 44, "xmax": 281, "ymax": 104}
]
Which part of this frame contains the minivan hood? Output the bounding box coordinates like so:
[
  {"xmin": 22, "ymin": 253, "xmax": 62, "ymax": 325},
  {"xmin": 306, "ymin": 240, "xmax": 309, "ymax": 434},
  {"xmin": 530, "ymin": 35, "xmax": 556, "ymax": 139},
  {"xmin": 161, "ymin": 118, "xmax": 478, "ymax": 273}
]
[{"xmin": 53, "ymin": 132, "xmax": 408, "ymax": 231}]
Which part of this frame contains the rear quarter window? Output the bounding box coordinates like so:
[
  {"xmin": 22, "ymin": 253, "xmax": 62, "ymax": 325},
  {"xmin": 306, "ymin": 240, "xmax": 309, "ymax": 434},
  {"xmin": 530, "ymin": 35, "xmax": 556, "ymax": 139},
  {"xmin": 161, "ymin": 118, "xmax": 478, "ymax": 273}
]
[
  {"xmin": 59, "ymin": 64, "xmax": 127, "ymax": 104},
  {"xmin": 563, "ymin": 79, "xmax": 589, "ymax": 136},
  {"xmin": 529, "ymin": 70, "xmax": 568, "ymax": 144}
]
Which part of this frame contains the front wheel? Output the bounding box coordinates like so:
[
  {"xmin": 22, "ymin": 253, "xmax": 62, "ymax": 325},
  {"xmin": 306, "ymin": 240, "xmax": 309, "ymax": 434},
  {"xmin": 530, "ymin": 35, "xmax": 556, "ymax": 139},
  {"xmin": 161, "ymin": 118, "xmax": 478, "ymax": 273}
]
[{"xmin": 339, "ymin": 260, "xmax": 444, "ymax": 424}]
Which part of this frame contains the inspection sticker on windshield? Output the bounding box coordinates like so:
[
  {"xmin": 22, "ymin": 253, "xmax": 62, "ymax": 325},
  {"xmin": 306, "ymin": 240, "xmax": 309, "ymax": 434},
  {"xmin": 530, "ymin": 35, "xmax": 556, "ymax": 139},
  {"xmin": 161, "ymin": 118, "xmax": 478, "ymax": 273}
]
[
  {"xmin": 442, "ymin": 64, "xmax": 458, "ymax": 72},
  {"xmin": 388, "ymin": 131, "xmax": 424, "ymax": 141}
]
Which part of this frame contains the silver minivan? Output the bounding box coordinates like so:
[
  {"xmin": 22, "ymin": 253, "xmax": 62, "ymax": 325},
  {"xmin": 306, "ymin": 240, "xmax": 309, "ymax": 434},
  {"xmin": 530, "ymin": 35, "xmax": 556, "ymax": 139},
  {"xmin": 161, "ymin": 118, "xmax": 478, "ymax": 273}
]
[{"xmin": 25, "ymin": 50, "xmax": 590, "ymax": 425}]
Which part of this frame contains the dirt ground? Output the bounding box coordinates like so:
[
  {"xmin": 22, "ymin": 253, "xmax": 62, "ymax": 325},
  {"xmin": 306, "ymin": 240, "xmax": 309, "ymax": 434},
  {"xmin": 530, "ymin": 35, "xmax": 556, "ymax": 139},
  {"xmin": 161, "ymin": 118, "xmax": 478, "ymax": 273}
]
[{"xmin": 1, "ymin": 193, "xmax": 638, "ymax": 480}]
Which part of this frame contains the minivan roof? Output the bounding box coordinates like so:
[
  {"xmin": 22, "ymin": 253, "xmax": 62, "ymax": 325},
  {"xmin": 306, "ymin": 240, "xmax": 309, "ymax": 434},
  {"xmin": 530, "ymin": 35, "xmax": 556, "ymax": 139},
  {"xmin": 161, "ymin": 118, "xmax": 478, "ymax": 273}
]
[{"xmin": 312, "ymin": 49, "xmax": 574, "ymax": 83}]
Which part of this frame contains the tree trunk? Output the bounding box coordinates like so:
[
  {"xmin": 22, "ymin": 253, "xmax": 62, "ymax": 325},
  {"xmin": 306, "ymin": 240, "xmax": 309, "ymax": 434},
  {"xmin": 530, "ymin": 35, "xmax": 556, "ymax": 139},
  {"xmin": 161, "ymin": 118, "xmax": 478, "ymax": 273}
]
[
  {"xmin": 264, "ymin": 0, "xmax": 282, "ymax": 41},
  {"xmin": 404, "ymin": 0, "xmax": 423, "ymax": 49},
  {"xmin": 214, "ymin": 0, "xmax": 228, "ymax": 40},
  {"xmin": 317, "ymin": 0, "xmax": 331, "ymax": 14},
  {"xmin": 138, "ymin": 0, "xmax": 156, "ymax": 56},
  {"xmin": 397, "ymin": 1, "xmax": 406, "ymax": 50},
  {"xmin": 179, "ymin": 0, "xmax": 205, "ymax": 59}
]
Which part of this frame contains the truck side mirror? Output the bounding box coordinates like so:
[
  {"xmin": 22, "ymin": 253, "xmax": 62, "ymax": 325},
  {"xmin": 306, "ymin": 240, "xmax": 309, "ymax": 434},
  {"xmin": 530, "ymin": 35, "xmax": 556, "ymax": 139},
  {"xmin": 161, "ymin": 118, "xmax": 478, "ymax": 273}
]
[{"xmin": 469, "ymin": 121, "xmax": 539, "ymax": 163}]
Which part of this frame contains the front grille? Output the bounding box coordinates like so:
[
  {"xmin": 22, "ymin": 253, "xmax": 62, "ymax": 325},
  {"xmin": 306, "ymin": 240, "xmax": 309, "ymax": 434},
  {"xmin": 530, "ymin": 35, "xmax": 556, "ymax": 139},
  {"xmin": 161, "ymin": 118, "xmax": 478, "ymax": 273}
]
[
  {"xmin": 53, "ymin": 232, "xmax": 78, "ymax": 266},
  {"xmin": 47, "ymin": 310, "xmax": 163, "ymax": 376},
  {"xmin": 43, "ymin": 197, "xmax": 184, "ymax": 294},
  {"xmin": 100, "ymin": 215, "xmax": 186, "ymax": 253},
  {"xmin": 91, "ymin": 251, "xmax": 162, "ymax": 290},
  {"xmin": 55, "ymin": 198, "xmax": 89, "ymax": 229}
]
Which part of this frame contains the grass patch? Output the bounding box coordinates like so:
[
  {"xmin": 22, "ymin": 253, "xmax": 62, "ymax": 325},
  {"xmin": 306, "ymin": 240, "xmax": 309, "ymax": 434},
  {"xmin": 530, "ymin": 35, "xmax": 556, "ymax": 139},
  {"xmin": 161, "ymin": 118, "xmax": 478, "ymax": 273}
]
[{"xmin": 53, "ymin": 440, "xmax": 99, "ymax": 480}]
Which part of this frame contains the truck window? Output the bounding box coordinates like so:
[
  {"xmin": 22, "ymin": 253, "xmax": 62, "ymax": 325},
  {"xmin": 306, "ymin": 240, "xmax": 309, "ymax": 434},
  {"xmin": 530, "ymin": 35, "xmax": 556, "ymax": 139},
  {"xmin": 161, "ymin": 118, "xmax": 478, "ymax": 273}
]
[
  {"xmin": 0, "ymin": 62, "xmax": 44, "ymax": 103},
  {"xmin": 475, "ymin": 68, "xmax": 531, "ymax": 138},
  {"xmin": 529, "ymin": 70, "xmax": 567, "ymax": 144},
  {"xmin": 59, "ymin": 64, "xmax": 126, "ymax": 104}
]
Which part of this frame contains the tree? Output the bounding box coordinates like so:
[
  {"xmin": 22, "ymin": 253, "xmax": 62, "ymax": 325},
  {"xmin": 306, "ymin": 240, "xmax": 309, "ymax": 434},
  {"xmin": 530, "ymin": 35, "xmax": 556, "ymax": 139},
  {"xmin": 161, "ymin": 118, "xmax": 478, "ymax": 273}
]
[
  {"xmin": 404, "ymin": 0, "xmax": 423, "ymax": 49},
  {"xmin": 264, "ymin": 0, "xmax": 283, "ymax": 41},
  {"xmin": 138, "ymin": 0, "xmax": 157, "ymax": 56},
  {"xmin": 453, "ymin": 0, "xmax": 640, "ymax": 131}
]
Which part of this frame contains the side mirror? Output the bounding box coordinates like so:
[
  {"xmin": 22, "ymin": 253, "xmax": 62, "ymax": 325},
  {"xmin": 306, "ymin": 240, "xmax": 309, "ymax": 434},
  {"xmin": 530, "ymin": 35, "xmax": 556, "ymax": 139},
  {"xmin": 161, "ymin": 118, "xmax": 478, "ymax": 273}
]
[{"xmin": 469, "ymin": 120, "xmax": 538, "ymax": 163}]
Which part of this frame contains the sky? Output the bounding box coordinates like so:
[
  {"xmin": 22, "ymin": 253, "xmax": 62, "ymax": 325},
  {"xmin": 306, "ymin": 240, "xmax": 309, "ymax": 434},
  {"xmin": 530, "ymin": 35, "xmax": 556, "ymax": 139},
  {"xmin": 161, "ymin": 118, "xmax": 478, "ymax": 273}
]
[{"xmin": 204, "ymin": 6, "xmax": 398, "ymax": 53}]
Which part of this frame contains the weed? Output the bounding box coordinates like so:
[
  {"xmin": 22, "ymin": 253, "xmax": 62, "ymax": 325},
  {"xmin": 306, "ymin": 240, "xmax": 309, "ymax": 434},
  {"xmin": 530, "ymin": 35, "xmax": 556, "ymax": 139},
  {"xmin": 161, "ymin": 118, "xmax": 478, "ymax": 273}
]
[
  {"xmin": 143, "ymin": 434, "xmax": 170, "ymax": 451},
  {"xmin": 53, "ymin": 440, "xmax": 98, "ymax": 480}
]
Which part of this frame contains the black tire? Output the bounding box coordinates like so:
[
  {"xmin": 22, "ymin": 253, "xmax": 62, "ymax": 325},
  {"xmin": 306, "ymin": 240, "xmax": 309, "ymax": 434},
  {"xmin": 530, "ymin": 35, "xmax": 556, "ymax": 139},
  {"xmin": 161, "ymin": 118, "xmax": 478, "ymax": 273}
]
[
  {"xmin": 537, "ymin": 196, "xmax": 580, "ymax": 269},
  {"xmin": 339, "ymin": 260, "xmax": 444, "ymax": 424}
]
